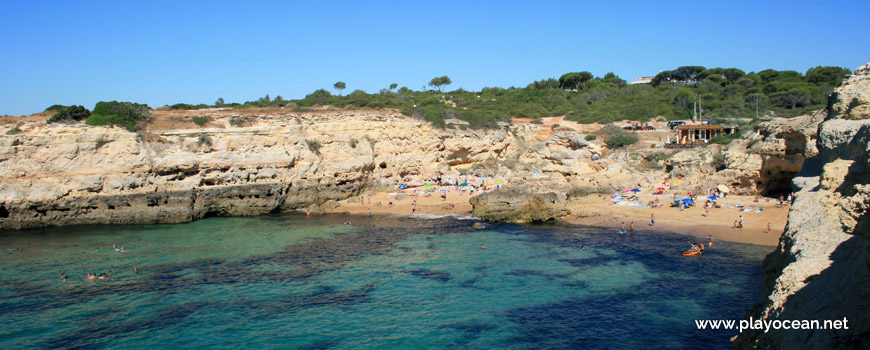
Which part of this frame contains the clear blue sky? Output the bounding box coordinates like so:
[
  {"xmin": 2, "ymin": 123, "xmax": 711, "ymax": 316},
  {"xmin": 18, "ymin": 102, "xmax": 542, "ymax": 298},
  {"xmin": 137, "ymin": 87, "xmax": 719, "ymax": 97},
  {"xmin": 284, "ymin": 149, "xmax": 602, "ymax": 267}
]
[{"xmin": 2, "ymin": 0, "xmax": 868, "ymax": 116}]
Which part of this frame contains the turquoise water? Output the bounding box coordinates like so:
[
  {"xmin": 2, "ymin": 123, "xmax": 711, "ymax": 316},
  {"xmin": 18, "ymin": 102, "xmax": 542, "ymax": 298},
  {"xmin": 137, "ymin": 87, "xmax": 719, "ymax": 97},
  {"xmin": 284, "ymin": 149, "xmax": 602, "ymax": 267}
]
[{"xmin": 0, "ymin": 214, "xmax": 769, "ymax": 349}]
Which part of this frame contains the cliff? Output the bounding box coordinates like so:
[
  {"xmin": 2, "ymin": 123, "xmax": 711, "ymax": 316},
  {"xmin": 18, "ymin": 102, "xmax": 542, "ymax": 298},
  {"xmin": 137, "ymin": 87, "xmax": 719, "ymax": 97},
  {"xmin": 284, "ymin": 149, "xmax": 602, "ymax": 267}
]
[{"xmin": 733, "ymin": 64, "xmax": 870, "ymax": 348}]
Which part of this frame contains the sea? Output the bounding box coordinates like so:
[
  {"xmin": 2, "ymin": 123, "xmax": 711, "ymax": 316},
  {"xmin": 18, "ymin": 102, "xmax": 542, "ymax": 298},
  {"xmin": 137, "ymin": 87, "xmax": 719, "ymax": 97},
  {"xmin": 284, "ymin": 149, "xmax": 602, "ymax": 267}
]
[{"xmin": 0, "ymin": 213, "xmax": 770, "ymax": 349}]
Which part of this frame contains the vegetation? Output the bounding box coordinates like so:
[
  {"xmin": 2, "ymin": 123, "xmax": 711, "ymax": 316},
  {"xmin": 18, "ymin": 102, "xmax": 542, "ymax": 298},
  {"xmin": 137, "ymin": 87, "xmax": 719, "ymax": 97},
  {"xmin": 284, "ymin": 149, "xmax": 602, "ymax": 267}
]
[
  {"xmin": 306, "ymin": 139, "xmax": 322, "ymax": 154},
  {"xmin": 155, "ymin": 64, "xmax": 850, "ymax": 130},
  {"xmin": 85, "ymin": 101, "xmax": 151, "ymax": 131},
  {"xmin": 709, "ymin": 132, "xmax": 742, "ymax": 145},
  {"xmin": 599, "ymin": 124, "xmax": 638, "ymax": 148},
  {"xmin": 48, "ymin": 105, "xmax": 91, "ymax": 124},
  {"xmin": 348, "ymin": 138, "xmax": 358, "ymax": 148},
  {"xmin": 429, "ymin": 76, "xmax": 451, "ymax": 92},
  {"xmin": 584, "ymin": 134, "xmax": 597, "ymax": 141},
  {"xmin": 191, "ymin": 116, "xmax": 209, "ymax": 126},
  {"xmin": 229, "ymin": 116, "xmax": 251, "ymax": 127},
  {"xmin": 334, "ymin": 82, "xmax": 346, "ymax": 96},
  {"xmin": 6, "ymin": 123, "xmax": 22, "ymax": 135},
  {"xmin": 197, "ymin": 134, "xmax": 212, "ymax": 147}
]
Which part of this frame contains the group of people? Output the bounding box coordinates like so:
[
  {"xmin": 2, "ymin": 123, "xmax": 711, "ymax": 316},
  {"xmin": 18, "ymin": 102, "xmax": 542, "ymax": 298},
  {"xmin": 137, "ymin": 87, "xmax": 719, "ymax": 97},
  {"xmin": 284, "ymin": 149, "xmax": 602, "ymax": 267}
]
[
  {"xmin": 64, "ymin": 244, "xmax": 139, "ymax": 282},
  {"xmin": 688, "ymin": 235, "xmax": 715, "ymax": 253}
]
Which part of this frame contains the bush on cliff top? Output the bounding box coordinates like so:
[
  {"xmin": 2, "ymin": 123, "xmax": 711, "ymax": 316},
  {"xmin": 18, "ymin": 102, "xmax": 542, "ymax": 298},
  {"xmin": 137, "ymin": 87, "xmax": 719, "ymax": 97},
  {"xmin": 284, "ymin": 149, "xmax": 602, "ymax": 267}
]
[
  {"xmin": 48, "ymin": 105, "xmax": 91, "ymax": 124},
  {"xmin": 85, "ymin": 101, "xmax": 151, "ymax": 131}
]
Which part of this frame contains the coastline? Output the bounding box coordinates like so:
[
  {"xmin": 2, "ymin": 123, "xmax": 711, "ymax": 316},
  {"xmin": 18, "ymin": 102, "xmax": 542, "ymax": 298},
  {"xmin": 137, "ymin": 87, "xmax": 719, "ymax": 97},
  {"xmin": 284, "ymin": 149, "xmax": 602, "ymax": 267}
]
[{"xmin": 335, "ymin": 189, "xmax": 786, "ymax": 247}]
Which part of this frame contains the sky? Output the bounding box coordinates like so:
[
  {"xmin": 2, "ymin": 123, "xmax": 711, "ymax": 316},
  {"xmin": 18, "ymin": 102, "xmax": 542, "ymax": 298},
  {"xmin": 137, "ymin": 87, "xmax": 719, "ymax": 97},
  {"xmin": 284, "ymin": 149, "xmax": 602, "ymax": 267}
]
[{"xmin": 1, "ymin": 0, "xmax": 869, "ymax": 116}]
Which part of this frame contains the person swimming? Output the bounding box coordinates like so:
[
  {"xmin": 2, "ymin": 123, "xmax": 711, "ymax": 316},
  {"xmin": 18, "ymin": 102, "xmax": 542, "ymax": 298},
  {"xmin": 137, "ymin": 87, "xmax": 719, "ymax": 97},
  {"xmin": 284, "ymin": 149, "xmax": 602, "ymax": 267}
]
[
  {"xmin": 481, "ymin": 244, "xmax": 486, "ymax": 249},
  {"xmin": 619, "ymin": 222, "xmax": 626, "ymax": 234}
]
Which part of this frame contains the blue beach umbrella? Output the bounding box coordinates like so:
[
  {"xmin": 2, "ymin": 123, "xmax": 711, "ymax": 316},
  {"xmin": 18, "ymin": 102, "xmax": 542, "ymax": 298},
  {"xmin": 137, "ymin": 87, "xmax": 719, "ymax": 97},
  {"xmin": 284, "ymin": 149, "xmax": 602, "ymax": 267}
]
[
  {"xmin": 681, "ymin": 198, "xmax": 694, "ymax": 203},
  {"xmin": 707, "ymin": 196, "xmax": 717, "ymax": 200},
  {"xmin": 631, "ymin": 189, "xmax": 641, "ymax": 192}
]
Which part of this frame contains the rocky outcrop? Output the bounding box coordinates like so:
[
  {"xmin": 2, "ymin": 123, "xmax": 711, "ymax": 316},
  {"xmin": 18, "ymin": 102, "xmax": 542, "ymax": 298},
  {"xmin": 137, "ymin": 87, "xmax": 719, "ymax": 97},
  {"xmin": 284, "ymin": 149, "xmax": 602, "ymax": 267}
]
[
  {"xmin": 733, "ymin": 64, "xmax": 870, "ymax": 348},
  {"xmin": 470, "ymin": 183, "xmax": 571, "ymax": 223},
  {"xmin": 0, "ymin": 110, "xmax": 613, "ymax": 229}
]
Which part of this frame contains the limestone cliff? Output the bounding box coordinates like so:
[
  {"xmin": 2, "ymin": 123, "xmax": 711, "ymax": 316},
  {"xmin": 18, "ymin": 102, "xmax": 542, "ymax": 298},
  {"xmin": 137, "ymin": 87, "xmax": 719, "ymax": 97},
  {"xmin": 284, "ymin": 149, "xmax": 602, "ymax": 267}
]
[
  {"xmin": 733, "ymin": 64, "xmax": 870, "ymax": 348},
  {"xmin": 0, "ymin": 110, "xmax": 617, "ymax": 229}
]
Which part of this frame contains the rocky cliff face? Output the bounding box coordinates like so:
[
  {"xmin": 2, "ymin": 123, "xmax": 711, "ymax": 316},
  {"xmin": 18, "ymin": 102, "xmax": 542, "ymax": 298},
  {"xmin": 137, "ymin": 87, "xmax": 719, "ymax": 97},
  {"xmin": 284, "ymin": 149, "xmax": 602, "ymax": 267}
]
[
  {"xmin": 1, "ymin": 110, "xmax": 618, "ymax": 229},
  {"xmin": 733, "ymin": 64, "xmax": 870, "ymax": 348}
]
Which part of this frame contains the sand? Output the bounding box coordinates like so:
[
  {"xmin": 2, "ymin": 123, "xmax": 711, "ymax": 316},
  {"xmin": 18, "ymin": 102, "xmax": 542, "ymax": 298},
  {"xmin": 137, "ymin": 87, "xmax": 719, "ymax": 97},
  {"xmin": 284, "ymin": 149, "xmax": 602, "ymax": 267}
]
[
  {"xmin": 334, "ymin": 188, "xmax": 787, "ymax": 247},
  {"xmin": 564, "ymin": 194, "xmax": 788, "ymax": 246}
]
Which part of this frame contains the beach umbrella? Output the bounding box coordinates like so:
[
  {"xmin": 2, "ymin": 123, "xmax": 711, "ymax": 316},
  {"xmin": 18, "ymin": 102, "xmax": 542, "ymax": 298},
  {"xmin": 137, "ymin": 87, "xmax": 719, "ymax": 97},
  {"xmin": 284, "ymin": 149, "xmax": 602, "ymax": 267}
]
[
  {"xmin": 440, "ymin": 189, "xmax": 449, "ymax": 192},
  {"xmin": 495, "ymin": 182, "xmax": 503, "ymax": 186},
  {"xmin": 623, "ymin": 189, "xmax": 631, "ymax": 192},
  {"xmin": 494, "ymin": 179, "xmax": 504, "ymax": 185},
  {"xmin": 717, "ymin": 184, "xmax": 730, "ymax": 193},
  {"xmin": 657, "ymin": 187, "xmax": 665, "ymax": 191},
  {"xmin": 459, "ymin": 183, "xmax": 468, "ymax": 187},
  {"xmin": 532, "ymin": 171, "xmax": 541, "ymax": 175},
  {"xmin": 423, "ymin": 184, "xmax": 433, "ymax": 188},
  {"xmin": 671, "ymin": 180, "xmax": 684, "ymax": 185},
  {"xmin": 631, "ymin": 189, "xmax": 641, "ymax": 192},
  {"xmin": 706, "ymin": 196, "xmax": 717, "ymax": 200},
  {"xmin": 468, "ymin": 178, "xmax": 477, "ymax": 182},
  {"xmin": 681, "ymin": 198, "xmax": 694, "ymax": 203},
  {"xmin": 399, "ymin": 184, "xmax": 407, "ymax": 189}
]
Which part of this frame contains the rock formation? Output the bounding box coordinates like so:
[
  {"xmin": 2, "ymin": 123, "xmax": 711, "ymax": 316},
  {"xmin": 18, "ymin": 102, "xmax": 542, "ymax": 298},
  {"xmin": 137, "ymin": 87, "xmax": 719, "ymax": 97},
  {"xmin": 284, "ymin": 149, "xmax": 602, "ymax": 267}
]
[
  {"xmin": 732, "ymin": 64, "xmax": 870, "ymax": 348},
  {"xmin": 470, "ymin": 183, "xmax": 571, "ymax": 223}
]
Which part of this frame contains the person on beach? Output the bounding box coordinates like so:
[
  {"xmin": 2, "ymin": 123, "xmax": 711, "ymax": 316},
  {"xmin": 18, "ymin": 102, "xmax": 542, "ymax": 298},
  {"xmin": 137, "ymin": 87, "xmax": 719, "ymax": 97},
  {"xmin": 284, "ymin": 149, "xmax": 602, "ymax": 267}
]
[
  {"xmin": 650, "ymin": 213, "xmax": 655, "ymax": 226},
  {"xmin": 368, "ymin": 208, "xmax": 372, "ymax": 217},
  {"xmin": 629, "ymin": 222, "xmax": 635, "ymax": 234},
  {"xmin": 619, "ymin": 222, "xmax": 626, "ymax": 234},
  {"xmin": 739, "ymin": 215, "xmax": 744, "ymax": 228},
  {"xmin": 766, "ymin": 222, "xmax": 771, "ymax": 233}
]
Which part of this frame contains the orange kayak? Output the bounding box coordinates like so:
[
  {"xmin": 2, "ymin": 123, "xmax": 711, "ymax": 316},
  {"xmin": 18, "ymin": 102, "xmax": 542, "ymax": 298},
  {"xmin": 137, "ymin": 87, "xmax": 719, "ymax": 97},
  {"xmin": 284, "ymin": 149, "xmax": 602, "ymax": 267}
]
[{"xmin": 682, "ymin": 249, "xmax": 702, "ymax": 256}]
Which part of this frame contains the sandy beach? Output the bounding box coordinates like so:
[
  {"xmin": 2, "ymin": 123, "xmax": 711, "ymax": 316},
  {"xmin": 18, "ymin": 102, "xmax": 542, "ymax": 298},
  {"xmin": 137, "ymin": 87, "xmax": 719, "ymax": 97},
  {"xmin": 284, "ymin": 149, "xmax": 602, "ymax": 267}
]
[{"xmin": 335, "ymin": 187, "xmax": 787, "ymax": 246}]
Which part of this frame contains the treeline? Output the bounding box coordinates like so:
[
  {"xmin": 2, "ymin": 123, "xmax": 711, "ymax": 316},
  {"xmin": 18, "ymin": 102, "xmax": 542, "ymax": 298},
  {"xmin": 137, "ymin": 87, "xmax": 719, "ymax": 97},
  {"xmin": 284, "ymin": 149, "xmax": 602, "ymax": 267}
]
[{"xmin": 46, "ymin": 65, "xmax": 851, "ymax": 130}]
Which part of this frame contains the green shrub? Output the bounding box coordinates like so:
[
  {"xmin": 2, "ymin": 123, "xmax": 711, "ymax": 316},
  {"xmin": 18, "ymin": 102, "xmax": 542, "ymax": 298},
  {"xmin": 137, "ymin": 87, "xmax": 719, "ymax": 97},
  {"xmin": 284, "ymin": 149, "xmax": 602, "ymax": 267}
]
[
  {"xmin": 709, "ymin": 132, "xmax": 741, "ymax": 145},
  {"xmin": 197, "ymin": 134, "xmax": 212, "ymax": 147},
  {"xmin": 348, "ymin": 138, "xmax": 358, "ymax": 148},
  {"xmin": 584, "ymin": 134, "xmax": 597, "ymax": 141},
  {"xmin": 746, "ymin": 139, "xmax": 759, "ymax": 148},
  {"xmin": 530, "ymin": 119, "xmax": 544, "ymax": 124},
  {"xmin": 48, "ymin": 105, "xmax": 91, "ymax": 123},
  {"xmin": 191, "ymin": 116, "xmax": 209, "ymax": 126},
  {"xmin": 45, "ymin": 104, "xmax": 67, "ymax": 112},
  {"xmin": 306, "ymin": 139, "xmax": 321, "ymax": 154},
  {"xmin": 86, "ymin": 101, "xmax": 151, "ymax": 131},
  {"xmin": 229, "ymin": 116, "xmax": 250, "ymax": 127},
  {"xmin": 6, "ymin": 124, "xmax": 21, "ymax": 135},
  {"xmin": 605, "ymin": 134, "xmax": 638, "ymax": 148}
]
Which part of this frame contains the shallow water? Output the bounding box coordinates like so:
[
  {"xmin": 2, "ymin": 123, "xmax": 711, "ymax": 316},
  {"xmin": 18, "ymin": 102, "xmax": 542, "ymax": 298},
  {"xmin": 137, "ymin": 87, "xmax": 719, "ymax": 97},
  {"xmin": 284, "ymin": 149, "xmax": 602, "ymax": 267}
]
[{"xmin": 0, "ymin": 214, "xmax": 769, "ymax": 349}]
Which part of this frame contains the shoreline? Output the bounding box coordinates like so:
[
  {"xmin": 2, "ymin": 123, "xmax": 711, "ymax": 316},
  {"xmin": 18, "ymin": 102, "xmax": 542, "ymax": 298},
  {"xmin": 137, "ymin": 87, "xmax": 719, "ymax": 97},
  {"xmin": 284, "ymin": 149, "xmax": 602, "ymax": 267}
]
[{"xmin": 335, "ymin": 189, "xmax": 787, "ymax": 247}]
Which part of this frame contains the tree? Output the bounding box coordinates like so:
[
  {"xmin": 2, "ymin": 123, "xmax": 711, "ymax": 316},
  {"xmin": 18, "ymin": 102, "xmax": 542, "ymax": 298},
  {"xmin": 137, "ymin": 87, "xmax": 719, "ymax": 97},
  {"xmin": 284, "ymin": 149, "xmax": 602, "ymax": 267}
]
[
  {"xmin": 672, "ymin": 66, "xmax": 706, "ymax": 81},
  {"xmin": 651, "ymin": 70, "xmax": 673, "ymax": 86},
  {"xmin": 215, "ymin": 97, "xmax": 225, "ymax": 106},
  {"xmin": 333, "ymin": 82, "xmax": 346, "ymax": 96},
  {"xmin": 429, "ymin": 76, "xmax": 451, "ymax": 92},
  {"xmin": 559, "ymin": 71, "xmax": 592, "ymax": 90},
  {"xmin": 389, "ymin": 83, "xmax": 398, "ymax": 91},
  {"xmin": 805, "ymin": 66, "xmax": 851, "ymax": 86}
]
